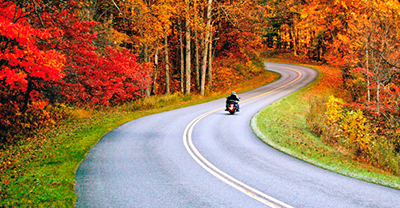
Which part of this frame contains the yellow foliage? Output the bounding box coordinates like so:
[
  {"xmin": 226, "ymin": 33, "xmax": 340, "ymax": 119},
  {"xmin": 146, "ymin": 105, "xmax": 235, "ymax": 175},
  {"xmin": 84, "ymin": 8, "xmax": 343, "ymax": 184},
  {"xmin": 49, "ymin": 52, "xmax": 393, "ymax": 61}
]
[
  {"xmin": 323, "ymin": 96, "xmax": 372, "ymax": 159},
  {"xmin": 339, "ymin": 109, "xmax": 372, "ymax": 157},
  {"xmin": 325, "ymin": 96, "xmax": 343, "ymax": 126},
  {"xmin": 322, "ymin": 96, "xmax": 344, "ymax": 143}
]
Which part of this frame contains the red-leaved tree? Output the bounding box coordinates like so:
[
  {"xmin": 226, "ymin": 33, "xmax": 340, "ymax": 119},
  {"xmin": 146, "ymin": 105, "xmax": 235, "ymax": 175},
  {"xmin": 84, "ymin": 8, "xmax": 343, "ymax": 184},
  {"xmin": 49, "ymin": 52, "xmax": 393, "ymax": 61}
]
[
  {"xmin": 50, "ymin": 11, "xmax": 152, "ymax": 106},
  {"xmin": 0, "ymin": 0, "xmax": 153, "ymax": 142},
  {"xmin": 0, "ymin": 0, "xmax": 65, "ymax": 141},
  {"xmin": 62, "ymin": 45, "xmax": 152, "ymax": 106}
]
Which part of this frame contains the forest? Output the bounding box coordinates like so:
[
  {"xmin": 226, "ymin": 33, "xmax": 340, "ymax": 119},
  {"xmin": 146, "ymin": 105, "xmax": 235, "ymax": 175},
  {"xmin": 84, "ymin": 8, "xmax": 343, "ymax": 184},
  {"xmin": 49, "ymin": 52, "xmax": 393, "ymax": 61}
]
[
  {"xmin": 0, "ymin": 0, "xmax": 400, "ymax": 201},
  {"xmin": 0, "ymin": 0, "xmax": 274, "ymax": 140}
]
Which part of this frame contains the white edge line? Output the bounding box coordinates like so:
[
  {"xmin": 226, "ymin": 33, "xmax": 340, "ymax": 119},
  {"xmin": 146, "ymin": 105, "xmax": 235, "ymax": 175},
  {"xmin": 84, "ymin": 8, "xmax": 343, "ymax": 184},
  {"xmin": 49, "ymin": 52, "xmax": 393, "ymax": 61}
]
[{"xmin": 183, "ymin": 66, "xmax": 302, "ymax": 208}]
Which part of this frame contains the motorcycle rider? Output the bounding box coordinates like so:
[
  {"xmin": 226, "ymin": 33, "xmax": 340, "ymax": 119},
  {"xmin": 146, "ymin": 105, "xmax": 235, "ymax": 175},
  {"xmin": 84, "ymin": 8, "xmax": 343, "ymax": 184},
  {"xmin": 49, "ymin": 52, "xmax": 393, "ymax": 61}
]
[{"xmin": 225, "ymin": 91, "xmax": 240, "ymax": 111}]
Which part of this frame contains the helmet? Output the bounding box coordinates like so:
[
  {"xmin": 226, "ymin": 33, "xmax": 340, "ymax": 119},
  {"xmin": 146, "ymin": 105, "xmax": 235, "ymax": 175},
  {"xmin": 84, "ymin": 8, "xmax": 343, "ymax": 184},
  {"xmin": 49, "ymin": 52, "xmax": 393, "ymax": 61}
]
[{"xmin": 231, "ymin": 91, "xmax": 236, "ymax": 95}]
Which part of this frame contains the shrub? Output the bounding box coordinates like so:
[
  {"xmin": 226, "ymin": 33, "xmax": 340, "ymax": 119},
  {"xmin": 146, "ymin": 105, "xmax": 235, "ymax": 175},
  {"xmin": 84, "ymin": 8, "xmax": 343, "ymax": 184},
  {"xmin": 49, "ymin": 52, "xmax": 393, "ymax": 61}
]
[
  {"xmin": 320, "ymin": 96, "xmax": 373, "ymax": 160},
  {"xmin": 370, "ymin": 138, "xmax": 400, "ymax": 175},
  {"xmin": 0, "ymin": 101, "xmax": 56, "ymax": 145},
  {"xmin": 322, "ymin": 96, "xmax": 344, "ymax": 144},
  {"xmin": 339, "ymin": 109, "xmax": 372, "ymax": 159},
  {"xmin": 306, "ymin": 95, "xmax": 327, "ymax": 136},
  {"xmin": 308, "ymin": 95, "xmax": 400, "ymax": 174}
]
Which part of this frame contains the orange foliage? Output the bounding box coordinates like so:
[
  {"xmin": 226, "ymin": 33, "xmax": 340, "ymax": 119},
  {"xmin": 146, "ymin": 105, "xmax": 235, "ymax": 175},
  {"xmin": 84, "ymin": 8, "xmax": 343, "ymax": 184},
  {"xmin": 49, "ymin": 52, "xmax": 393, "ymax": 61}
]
[{"xmin": 304, "ymin": 65, "xmax": 351, "ymax": 101}]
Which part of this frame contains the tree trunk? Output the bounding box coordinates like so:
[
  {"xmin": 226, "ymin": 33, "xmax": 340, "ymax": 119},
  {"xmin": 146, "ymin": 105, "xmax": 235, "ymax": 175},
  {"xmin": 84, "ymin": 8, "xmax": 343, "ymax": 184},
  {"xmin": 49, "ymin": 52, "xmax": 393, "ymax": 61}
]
[
  {"xmin": 366, "ymin": 44, "xmax": 370, "ymax": 103},
  {"xmin": 292, "ymin": 20, "xmax": 298, "ymax": 56},
  {"xmin": 144, "ymin": 44, "xmax": 150, "ymax": 97},
  {"xmin": 22, "ymin": 77, "xmax": 33, "ymax": 112},
  {"xmin": 376, "ymin": 78, "xmax": 380, "ymax": 114},
  {"xmin": 194, "ymin": 0, "xmax": 200, "ymax": 91},
  {"xmin": 151, "ymin": 48, "xmax": 159, "ymax": 95},
  {"xmin": 179, "ymin": 16, "xmax": 184, "ymax": 94},
  {"xmin": 164, "ymin": 27, "xmax": 170, "ymax": 94},
  {"xmin": 195, "ymin": 30, "xmax": 200, "ymax": 91},
  {"xmin": 200, "ymin": 35, "xmax": 207, "ymax": 95},
  {"xmin": 207, "ymin": 29, "xmax": 213, "ymax": 89},
  {"xmin": 185, "ymin": 1, "xmax": 191, "ymax": 95},
  {"xmin": 200, "ymin": 0, "xmax": 212, "ymax": 96},
  {"xmin": 144, "ymin": 44, "xmax": 149, "ymax": 63}
]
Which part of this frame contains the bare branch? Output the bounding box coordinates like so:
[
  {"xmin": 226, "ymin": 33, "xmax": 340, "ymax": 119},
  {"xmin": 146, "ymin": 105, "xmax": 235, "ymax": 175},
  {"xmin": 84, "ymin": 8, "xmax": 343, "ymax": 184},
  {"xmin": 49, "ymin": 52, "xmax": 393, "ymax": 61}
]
[{"xmin": 369, "ymin": 46, "xmax": 400, "ymax": 71}]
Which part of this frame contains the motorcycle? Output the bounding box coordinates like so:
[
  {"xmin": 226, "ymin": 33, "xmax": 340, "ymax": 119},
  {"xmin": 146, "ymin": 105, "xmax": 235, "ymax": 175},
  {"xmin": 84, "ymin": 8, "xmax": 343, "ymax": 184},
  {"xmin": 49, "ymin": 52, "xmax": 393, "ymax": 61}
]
[{"xmin": 226, "ymin": 100, "xmax": 239, "ymax": 115}]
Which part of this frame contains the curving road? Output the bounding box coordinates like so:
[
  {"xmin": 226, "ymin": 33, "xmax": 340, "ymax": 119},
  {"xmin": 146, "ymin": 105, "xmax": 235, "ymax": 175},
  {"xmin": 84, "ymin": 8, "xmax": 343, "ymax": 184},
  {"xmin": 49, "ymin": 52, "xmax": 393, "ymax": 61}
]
[{"xmin": 75, "ymin": 63, "xmax": 400, "ymax": 207}]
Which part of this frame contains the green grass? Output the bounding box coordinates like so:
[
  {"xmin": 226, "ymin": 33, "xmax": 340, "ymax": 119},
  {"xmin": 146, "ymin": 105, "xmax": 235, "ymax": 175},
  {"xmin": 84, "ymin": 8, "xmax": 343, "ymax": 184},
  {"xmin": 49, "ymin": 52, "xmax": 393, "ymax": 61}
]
[
  {"xmin": 0, "ymin": 69, "xmax": 279, "ymax": 207},
  {"xmin": 251, "ymin": 63, "xmax": 400, "ymax": 190}
]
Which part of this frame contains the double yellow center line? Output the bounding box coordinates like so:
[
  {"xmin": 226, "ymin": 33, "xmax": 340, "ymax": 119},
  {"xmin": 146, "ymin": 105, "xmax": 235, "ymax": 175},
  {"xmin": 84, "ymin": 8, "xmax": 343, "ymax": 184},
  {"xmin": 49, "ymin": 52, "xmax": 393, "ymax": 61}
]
[{"xmin": 183, "ymin": 66, "xmax": 302, "ymax": 207}]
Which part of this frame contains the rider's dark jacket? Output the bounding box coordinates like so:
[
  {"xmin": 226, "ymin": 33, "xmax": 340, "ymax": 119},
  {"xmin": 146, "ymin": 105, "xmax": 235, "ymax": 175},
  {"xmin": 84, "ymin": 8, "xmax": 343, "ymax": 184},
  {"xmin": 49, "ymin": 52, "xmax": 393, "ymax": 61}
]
[{"xmin": 226, "ymin": 94, "xmax": 240, "ymax": 103}]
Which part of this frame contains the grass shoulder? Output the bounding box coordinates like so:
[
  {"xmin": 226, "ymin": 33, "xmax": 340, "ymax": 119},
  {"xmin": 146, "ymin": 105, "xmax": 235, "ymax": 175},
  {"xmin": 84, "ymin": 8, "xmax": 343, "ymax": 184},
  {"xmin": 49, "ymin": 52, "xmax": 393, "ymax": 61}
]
[{"xmin": 251, "ymin": 60, "xmax": 400, "ymax": 190}]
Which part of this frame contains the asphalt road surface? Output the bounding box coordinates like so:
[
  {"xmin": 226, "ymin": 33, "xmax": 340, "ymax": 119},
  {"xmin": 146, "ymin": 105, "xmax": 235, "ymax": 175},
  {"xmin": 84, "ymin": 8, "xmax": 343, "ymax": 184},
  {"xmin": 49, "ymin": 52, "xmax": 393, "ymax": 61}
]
[{"xmin": 75, "ymin": 63, "xmax": 400, "ymax": 207}]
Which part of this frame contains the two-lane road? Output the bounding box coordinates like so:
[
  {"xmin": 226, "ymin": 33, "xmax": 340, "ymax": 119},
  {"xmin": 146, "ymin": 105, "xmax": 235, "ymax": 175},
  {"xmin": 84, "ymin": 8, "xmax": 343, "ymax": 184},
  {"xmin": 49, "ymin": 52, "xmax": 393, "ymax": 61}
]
[{"xmin": 75, "ymin": 63, "xmax": 399, "ymax": 207}]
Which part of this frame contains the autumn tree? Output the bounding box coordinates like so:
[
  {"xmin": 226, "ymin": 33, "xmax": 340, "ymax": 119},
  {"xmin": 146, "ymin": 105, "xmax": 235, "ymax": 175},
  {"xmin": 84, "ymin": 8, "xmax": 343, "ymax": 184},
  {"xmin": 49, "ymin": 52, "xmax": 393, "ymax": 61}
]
[
  {"xmin": 296, "ymin": 0, "xmax": 400, "ymax": 159},
  {"xmin": 0, "ymin": 0, "xmax": 154, "ymax": 141},
  {"xmin": 345, "ymin": 0, "xmax": 400, "ymax": 151},
  {"xmin": 0, "ymin": 0, "xmax": 66, "ymax": 140},
  {"xmin": 99, "ymin": 0, "xmax": 176, "ymax": 94},
  {"xmin": 261, "ymin": 0, "xmax": 302, "ymax": 52}
]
